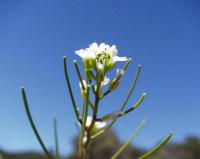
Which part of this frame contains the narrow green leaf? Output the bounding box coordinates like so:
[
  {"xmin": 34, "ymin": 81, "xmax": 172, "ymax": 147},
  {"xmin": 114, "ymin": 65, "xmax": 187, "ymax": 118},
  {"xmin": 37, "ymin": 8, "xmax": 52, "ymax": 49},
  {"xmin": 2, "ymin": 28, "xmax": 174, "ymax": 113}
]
[
  {"xmin": 63, "ymin": 56, "xmax": 82, "ymax": 124},
  {"xmin": 110, "ymin": 119, "xmax": 146, "ymax": 159},
  {"xmin": 138, "ymin": 133, "xmax": 173, "ymax": 159},
  {"xmin": 54, "ymin": 118, "xmax": 59, "ymax": 159},
  {"xmin": 121, "ymin": 64, "xmax": 141, "ymax": 110},
  {"xmin": 21, "ymin": 87, "xmax": 52, "ymax": 159}
]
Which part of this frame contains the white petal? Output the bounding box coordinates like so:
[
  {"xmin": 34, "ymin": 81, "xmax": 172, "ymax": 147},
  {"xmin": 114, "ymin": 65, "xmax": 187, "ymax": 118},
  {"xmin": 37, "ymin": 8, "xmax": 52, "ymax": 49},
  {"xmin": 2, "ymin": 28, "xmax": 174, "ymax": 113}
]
[
  {"xmin": 110, "ymin": 45, "xmax": 118, "ymax": 57},
  {"xmin": 95, "ymin": 121, "xmax": 107, "ymax": 129},
  {"xmin": 87, "ymin": 50, "xmax": 96, "ymax": 59},
  {"xmin": 96, "ymin": 61, "xmax": 105, "ymax": 72},
  {"xmin": 89, "ymin": 42, "xmax": 98, "ymax": 48},
  {"xmin": 102, "ymin": 76, "xmax": 110, "ymax": 86},
  {"xmin": 89, "ymin": 42, "xmax": 99, "ymax": 53},
  {"xmin": 75, "ymin": 49, "xmax": 87, "ymax": 59},
  {"xmin": 75, "ymin": 46, "xmax": 96, "ymax": 59},
  {"xmin": 113, "ymin": 56, "xmax": 128, "ymax": 62},
  {"xmin": 86, "ymin": 116, "xmax": 92, "ymax": 127},
  {"xmin": 98, "ymin": 43, "xmax": 107, "ymax": 53},
  {"xmin": 83, "ymin": 136, "xmax": 87, "ymax": 143}
]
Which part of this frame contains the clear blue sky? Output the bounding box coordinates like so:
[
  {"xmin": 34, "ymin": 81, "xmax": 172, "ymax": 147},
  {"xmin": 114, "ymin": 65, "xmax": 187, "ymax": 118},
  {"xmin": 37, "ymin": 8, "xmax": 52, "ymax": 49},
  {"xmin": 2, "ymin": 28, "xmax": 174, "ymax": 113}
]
[{"xmin": 0, "ymin": 0, "xmax": 200, "ymax": 156}]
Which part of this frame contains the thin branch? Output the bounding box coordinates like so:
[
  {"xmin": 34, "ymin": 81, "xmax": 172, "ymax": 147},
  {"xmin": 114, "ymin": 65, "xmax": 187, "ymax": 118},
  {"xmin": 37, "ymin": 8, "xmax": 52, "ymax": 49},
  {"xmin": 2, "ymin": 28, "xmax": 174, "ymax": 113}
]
[
  {"xmin": 110, "ymin": 119, "xmax": 146, "ymax": 159},
  {"xmin": 79, "ymin": 86, "xmax": 90, "ymax": 158},
  {"xmin": 63, "ymin": 56, "xmax": 82, "ymax": 124},
  {"xmin": 73, "ymin": 60, "xmax": 85, "ymax": 90},
  {"xmin": 138, "ymin": 133, "xmax": 173, "ymax": 159},
  {"xmin": 54, "ymin": 118, "xmax": 59, "ymax": 159},
  {"xmin": 119, "ymin": 93, "xmax": 146, "ymax": 117},
  {"xmin": 85, "ymin": 79, "xmax": 101, "ymax": 147},
  {"xmin": 21, "ymin": 87, "xmax": 52, "ymax": 159},
  {"xmin": 120, "ymin": 64, "xmax": 141, "ymax": 110}
]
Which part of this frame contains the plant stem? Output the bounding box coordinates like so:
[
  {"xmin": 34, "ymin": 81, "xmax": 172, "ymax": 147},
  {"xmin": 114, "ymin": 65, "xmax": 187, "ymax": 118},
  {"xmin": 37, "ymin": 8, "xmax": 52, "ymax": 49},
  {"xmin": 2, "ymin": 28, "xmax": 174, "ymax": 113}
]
[
  {"xmin": 54, "ymin": 118, "xmax": 59, "ymax": 159},
  {"xmin": 63, "ymin": 56, "xmax": 82, "ymax": 124},
  {"xmin": 111, "ymin": 119, "xmax": 146, "ymax": 159},
  {"xmin": 85, "ymin": 79, "xmax": 101, "ymax": 151},
  {"xmin": 120, "ymin": 64, "xmax": 141, "ymax": 110},
  {"xmin": 21, "ymin": 87, "xmax": 52, "ymax": 159},
  {"xmin": 79, "ymin": 86, "xmax": 90, "ymax": 159}
]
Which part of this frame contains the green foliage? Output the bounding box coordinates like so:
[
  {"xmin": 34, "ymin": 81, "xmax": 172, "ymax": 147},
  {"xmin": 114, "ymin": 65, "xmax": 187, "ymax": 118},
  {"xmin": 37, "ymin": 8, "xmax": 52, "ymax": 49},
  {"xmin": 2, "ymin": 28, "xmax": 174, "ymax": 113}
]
[{"xmin": 2, "ymin": 134, "xmax": 200, "ymax": 159}]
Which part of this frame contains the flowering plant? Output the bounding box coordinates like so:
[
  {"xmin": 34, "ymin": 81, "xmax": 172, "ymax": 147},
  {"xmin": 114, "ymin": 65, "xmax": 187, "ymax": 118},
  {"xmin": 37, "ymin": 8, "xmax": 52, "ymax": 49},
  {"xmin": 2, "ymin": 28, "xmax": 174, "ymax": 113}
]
[{"xmin": 21, "ymin": 42, "xmax": 172, "ymax": 159}]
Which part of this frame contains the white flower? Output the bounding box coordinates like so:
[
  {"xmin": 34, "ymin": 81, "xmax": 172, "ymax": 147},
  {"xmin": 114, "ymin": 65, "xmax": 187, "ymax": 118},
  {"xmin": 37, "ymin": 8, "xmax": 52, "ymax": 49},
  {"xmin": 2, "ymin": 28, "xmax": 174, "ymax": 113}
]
[
  {"xmin": 75, "ymin": 42, "xmax": 128, "ymax": 72},
  {"xmin": 75, "ymin": 48, "xmax": 96, "ymax": 60},
  {"xmin": 102, "ymin": 44, "xmax": 127, "ymax": 62},
  {"xmin": 86, "ymin": 116, "xmax": 107, "ymax": 129}
]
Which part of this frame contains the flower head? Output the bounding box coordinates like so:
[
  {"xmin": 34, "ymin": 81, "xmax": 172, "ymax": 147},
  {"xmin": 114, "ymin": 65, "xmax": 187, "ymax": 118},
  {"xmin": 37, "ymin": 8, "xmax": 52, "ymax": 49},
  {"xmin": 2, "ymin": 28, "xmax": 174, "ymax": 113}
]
[{"xmin": 75, "ymin": 42, "xmax": 128, "ymax": 72}]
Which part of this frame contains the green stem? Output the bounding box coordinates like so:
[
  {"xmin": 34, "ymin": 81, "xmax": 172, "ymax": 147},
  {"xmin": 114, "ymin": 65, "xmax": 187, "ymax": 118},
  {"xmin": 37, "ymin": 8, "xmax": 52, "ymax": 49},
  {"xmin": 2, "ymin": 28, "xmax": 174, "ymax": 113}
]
[
  {"xmin": 120, "ymin": 64, "xmax": 141, "ymax": 110},
  {"xmin": 21, "ymin": 87, "xmax": 52, "ymax": 159},
  {"xmin": 85, "ymin": 80, "xmax": 101, "ymax": 147},
  {"xmin": 63, "ymin": 56, "xmax": 82, "ymax": 124},
  {"xmin": 110, "ymin": 119, "xmax": 146, "ymax": 159},
  {"xmin": 54, "ymin": 118, "xmax": 59, "ymax": 159},
  {"xmin": 138, "ymin": 133, "xmax": 173, "ymax": 159},
  {"xmin": 73, "ymin": 60, "xmax": 85, "ymax": 90},
  {"xmin": 119, "ymin": 93, "xmax": 146, "ymax": 117},
  {"xmin": 79, "ymin": 86, "xmax": 90, "ymax": 158}
]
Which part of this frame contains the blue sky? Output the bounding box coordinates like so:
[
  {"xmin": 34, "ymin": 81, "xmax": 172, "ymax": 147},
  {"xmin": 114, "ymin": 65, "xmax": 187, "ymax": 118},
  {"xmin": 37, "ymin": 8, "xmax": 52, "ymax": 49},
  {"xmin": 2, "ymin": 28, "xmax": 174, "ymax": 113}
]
[{"xmin": 0, "ymin": 0, "xmax": 200, "ymax": 156}]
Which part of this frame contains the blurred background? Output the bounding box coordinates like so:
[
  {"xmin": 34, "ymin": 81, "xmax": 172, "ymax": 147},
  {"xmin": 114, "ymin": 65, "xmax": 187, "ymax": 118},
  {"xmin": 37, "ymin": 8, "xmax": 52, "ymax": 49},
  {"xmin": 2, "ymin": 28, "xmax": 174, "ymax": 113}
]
[{"xmin": 0, "ymin": 0, "xmax": 200, "ymax": 158}]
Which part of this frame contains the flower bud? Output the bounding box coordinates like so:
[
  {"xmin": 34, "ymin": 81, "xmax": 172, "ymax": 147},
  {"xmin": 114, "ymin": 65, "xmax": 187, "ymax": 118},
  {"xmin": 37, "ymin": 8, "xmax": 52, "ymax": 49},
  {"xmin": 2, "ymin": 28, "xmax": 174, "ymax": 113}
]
[
  {"xmin": 104, "ymin": 61, "xmax": 115, "ymax": 73},
  {"xmin": 109, "ymin": 78, "xmax": 119, "ymax": 91},
  {"xmin": 83, "ymin": 58, "xmax": 95, "ymax": 71}
]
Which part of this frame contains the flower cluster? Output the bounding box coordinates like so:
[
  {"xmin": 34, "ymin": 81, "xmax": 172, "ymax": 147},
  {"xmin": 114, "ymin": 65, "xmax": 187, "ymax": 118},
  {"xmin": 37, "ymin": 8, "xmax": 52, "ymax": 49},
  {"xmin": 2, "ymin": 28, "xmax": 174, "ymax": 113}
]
[{"xmin": 75, "ymin": 42, "xmax": 128, "ymax": 73}]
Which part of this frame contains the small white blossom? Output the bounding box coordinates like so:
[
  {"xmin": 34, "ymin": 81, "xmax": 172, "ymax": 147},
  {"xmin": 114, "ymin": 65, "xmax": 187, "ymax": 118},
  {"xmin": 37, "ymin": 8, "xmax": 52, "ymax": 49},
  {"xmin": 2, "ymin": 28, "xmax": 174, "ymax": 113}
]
[
  {"xmin": 86, "ymin": 116, "xmax": 107, "ymax": 129},
  {"xmin": 75, "ymin": 49, "xmax": 95, "ymax": 60},
  {"xmin": 75, "ymin": 42, "xmax": 128, "ymax": 72}
]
